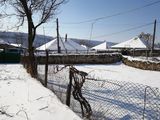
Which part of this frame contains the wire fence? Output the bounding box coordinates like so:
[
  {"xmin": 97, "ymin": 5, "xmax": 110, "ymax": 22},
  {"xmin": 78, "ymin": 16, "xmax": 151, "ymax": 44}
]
[{"xmin": 37, "ymin": 64, "xmax": 160, "ymax": 120}]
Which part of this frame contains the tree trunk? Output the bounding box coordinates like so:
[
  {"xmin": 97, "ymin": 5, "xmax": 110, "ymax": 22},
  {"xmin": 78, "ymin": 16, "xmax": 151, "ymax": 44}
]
[
  {"xmin": 27, "ymin": 17, "xmax": 37, "ymax": 78},
  {"xmin": 27, "ymin": 45, "xmax": 37, "ymax": 78}
]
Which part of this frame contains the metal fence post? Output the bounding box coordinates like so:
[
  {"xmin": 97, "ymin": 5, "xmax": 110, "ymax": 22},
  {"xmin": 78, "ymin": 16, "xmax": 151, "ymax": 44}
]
[{"xmin": 142, "ymin": 87, "xmax": 147, "ymax": 120}]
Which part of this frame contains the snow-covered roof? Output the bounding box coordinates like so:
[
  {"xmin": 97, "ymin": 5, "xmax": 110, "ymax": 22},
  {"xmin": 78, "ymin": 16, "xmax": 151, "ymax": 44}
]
[
  {"xmin": 10, "ymin": 43, "xmax": 22, "ymax": 47},
  {"xmin": 36, "ymin": 38, "xmax": 87, "ymax": 51},
  {"xmin": 111, "ymin": 37, "xmax": 148, "ymax": 49},
  {"xmin": 91, "ymin": 41, "xmax": 112, "ymax": 50},
  {"xmin": 10, "ymin": 43, "xmax": 27, "ymax": 49}
]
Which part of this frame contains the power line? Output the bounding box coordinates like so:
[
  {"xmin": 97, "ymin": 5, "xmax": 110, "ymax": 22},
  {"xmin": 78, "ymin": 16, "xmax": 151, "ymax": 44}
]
[
  {"xmin": 62, "ymin": 0, "xmax": 160, "ymax": 24},
  {"xmin": 93, "ymin": 22, "xmax": 154, "ymax": 39}
]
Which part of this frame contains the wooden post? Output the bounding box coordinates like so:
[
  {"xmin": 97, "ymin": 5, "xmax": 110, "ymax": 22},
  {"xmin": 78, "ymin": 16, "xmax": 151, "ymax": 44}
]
[
  {"xmin": 133, "ymin": 48, "xmax": 135, "ymax": 57},
  {"xmin": 151, "ymin": 19, "xmax": 157, "ymax": 56},
  {"xmin": 56, "ymin": 18, "xmax": 61, "ymax": 53},
  {"xmin": 44, "ymin": 50, "xmax": 48, "ymax": 87},
  {"xmin": 65, "ymin": 34, "xmax": 67, "ymax": 42},
  {"xmin": 65, "ymin": 34, "xmax": 67, "ymax": 53},
  {"xmin": 66, "ymin": 67, "xmax": 72, "ymax": 107}
]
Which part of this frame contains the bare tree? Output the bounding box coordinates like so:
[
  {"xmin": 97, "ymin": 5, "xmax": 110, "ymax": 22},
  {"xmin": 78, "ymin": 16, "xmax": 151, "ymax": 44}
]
[
  {"xmin": 0, "ymin": 0, "xmax": 66, "ymax": 77},
  {"xmin": 138, "ymin": 32, "xmax": 153, "ymax": 49}
]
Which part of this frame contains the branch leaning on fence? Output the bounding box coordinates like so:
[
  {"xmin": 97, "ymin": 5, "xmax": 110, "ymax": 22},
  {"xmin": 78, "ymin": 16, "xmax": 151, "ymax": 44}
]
[
  {"xmin": 70, "ymin": 66, "xmax": 92, "ymax": 119},
  {"xmin": 52, "ymin": 65, "xmax": 70, "ymax": 74},
  {"xmin": 0, "ymin": 109, "xmax": 13, "ymax": 117}
]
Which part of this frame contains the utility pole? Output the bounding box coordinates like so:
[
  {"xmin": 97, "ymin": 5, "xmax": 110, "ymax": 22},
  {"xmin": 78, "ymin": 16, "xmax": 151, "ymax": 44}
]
[
  {"xmin": 65, "ymin": 34, "xmax": 67, "ymax": 42},
  {"xmin": 56, "ymin": 18, "xmax": 61, "ymax": 53},
  {"xmin": 65, "ymin": 34, "xmax": 68, "ymax": 53},
  {"xmin": 89, "ymin": 22, "xmax": 95, "ymax": 40},
  {"xmin": 88, "ymin": 20, "xmax": 97, "ymax": 53},
  {"xmin": 151, "ymin": 19, "xmax": 156, "ymax": 56},
  {"xmin": 43, "ymin": 26, "xmax": 46, "ymax": 50}
]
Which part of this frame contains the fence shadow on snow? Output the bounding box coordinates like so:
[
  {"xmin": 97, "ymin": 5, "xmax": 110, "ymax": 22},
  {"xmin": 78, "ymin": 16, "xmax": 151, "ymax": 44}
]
[{"xmin": 37, "ymin": 63, "xmax": 160, "ymax": 120}]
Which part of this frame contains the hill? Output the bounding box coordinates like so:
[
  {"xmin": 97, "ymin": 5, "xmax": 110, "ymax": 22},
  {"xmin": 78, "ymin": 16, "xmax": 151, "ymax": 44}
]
[
  {"xmin": 0, "ymin": 31, "xmax": 54, "ymax": 48},
  {"xmin": 70, "ymin": 38, "xmax": 103, "ymax": 48},
  {"xmin": 0, "ymin": 31, "xmax": 116, "ymax": 48}
]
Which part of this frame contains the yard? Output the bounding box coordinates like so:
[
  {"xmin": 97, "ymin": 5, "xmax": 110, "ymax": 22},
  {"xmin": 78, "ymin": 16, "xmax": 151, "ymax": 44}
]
[{"xmin": 37, "ymin": 62, "xmax": 160, "ymax": 120}]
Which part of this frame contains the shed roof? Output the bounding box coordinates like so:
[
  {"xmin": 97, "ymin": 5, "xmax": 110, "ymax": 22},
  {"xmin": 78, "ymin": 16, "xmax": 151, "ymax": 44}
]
[
  {"xmin": 111, "ymin": 37, "xmax": 148, "ymax": 49},
  {"xmin": 91, "ymin": 41, "xmax": 114, "ymax": 50},
  {"xmin": 36, "ymin": 38, "xmax": 87, "ymax": 51}
]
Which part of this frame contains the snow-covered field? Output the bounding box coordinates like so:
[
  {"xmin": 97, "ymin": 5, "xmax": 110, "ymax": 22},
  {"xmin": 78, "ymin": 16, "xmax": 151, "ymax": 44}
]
[
  {"xmin": 74, "ymin": 63, "xmax": 160, "ymax": 119},
  {"xmin": 0, "ymin": 64, "xmax": 81, "ymax": 120},
  {"xmin": 75, "ymin": 62, "xmax": 160, "ymax": 89}
]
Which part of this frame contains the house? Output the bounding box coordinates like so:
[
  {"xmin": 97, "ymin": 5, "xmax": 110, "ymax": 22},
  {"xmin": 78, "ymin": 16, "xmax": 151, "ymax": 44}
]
[
  {"xmin": 8, "ymin": 43, "xmax": 27, "ymax": 54},
  {"xmin": 0, "ymin": 39, "xmax": 21, "ymax": 63},
  {"xmin": 36, "ymin": 38, "xmax": 87, "ymax": 53},
  {"xmin": 111, "ymin": 36, "xmax": 151, "ymax": 55}
]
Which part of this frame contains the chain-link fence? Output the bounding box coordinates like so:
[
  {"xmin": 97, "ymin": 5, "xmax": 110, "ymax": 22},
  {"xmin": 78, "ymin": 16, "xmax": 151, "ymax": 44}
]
[
  {"xmin": 83, "ymin": 78, "xmax": 160, "ymax": 120},
  {"xmin": 37, "ymin": 63, "xmax": 160, "ymax": 120}
]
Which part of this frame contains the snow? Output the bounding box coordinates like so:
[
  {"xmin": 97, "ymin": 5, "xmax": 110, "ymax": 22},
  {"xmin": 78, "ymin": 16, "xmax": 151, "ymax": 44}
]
[
  {"xmin": 74, "ymin": 63, "xmax": 160, "ymax": 119},
  {"xmin": 1, "ymin": 63, "xmax": 159, "ymax": 119},
  {"xmin": 36, "ymin": 38, "xmax": 87, "ymax": 52},
  {"xmin": 9, "ymin": 43, "xmax": 26, "ymax": 48},
  {"xmin": 0, "ymin": 64, "xmax": 81, "ymax": 120},
  {"xmin": 123, "ymin": 55, "xmax": 160, "ymax": 63},
  {"xmin": 75, "ymin": 62, "xmax": 160, "ymax": 89},
  {"xmin": 10, "ymin": 43, "xmax": 22, "ymax": 47},
  {"xmin": 112, "ymin": 37, "xmax": 148, "ymax": 49}
]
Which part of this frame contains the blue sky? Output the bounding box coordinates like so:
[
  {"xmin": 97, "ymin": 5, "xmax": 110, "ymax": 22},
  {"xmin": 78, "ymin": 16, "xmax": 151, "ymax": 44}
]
[
  {"xmin": 1, "ymin": 0, "xmax": 160, "ymax": 43},
  {"xmin": 56, "ymin": 0, "xmax": 160, "ymax": 43}
]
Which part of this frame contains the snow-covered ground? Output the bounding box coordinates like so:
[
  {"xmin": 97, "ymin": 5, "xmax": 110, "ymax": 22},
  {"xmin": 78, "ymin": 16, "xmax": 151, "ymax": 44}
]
[
  {"xmin": 74, "ymin": 63, "xmax": 160, "ymax": 119},
  {"xmin": 75, "ymin": 62, "xmax": 160, "ymax": 89},
  {"xmin": 0, "ymin": 64, "xmax": 81, "ymax": 120},
  {"xmin": 37, "ymin": 63, "xmax": 160, "ymax": 119}
]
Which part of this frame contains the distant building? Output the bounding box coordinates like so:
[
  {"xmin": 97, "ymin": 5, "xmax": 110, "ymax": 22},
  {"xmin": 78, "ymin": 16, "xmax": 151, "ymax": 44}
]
[
  {"xmin": 0, "ymin": 39, "xmax": 21, "ymax": 63},
  {"xmin": 91, "ymin": 41, "xmax": 116, "ymax": 50},
  {"xmin": 111, "ymin": 37, "xmax": 149, "ymax": 49},
  {"xmin": 36, "ymin": 38, "xmax": 87, "ymax": 53},
  {"xmin": 6, "ymin": 44, "xmax": 26, "ymax": 54}
]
